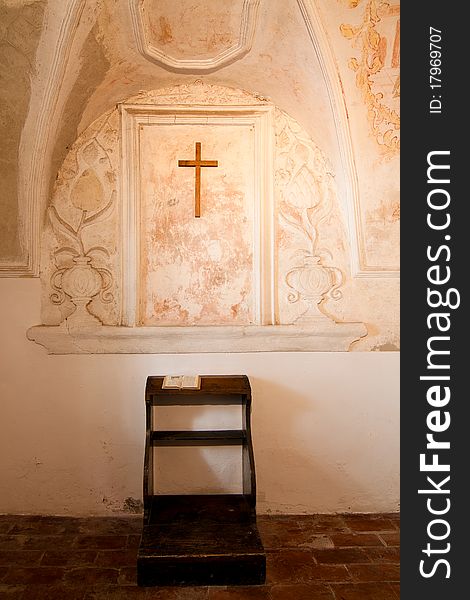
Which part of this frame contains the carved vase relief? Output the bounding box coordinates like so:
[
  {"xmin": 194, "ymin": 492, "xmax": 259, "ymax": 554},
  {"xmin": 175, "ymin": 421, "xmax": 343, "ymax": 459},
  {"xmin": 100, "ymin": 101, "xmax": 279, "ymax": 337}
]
[
  {"xmin": 275, "ymin": 111, "xmax": 346, "ymax": 325},
  {"xmin": 42, "ymin": 111, "xmax": 119, "ymax": 327}
]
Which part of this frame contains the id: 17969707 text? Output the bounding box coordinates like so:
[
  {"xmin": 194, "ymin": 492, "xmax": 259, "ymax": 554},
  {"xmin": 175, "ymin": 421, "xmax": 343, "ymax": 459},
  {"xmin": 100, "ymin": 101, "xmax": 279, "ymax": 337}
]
[{"xmin": 429, "ymin": 27, "xmax": 443, "ymax": 114}]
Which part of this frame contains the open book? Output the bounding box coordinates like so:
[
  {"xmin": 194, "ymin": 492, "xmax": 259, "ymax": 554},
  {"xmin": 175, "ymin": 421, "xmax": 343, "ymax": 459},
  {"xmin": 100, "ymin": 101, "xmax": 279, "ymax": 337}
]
[{"xmin": 162, "ymin": 375, "xmax": 201, "ymax": 390}]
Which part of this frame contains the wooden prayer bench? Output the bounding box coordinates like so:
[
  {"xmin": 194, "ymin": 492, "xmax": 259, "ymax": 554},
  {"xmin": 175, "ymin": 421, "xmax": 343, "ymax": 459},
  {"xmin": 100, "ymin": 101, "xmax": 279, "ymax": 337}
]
[{"xmin": 137, "ymin": 375, "xmax": 266, "ymax": 586}]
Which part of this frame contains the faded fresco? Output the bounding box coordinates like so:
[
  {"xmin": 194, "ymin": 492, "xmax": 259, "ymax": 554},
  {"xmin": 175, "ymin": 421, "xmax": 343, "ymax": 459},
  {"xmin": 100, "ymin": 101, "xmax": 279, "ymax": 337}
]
[
  {"xmin": 340, "ymin": 0, "xmax": 400, "ymax": 157},
  {"xmin": 139, "ymin": 123, "xmax": 254, "ymax": 326},
  {"xmin": 140, "ymin": 0, "xmax": 245, "ymax": 60},
  {"xmin": 317, "ymin": 0, "xmax": 400, "ymax": 271}
]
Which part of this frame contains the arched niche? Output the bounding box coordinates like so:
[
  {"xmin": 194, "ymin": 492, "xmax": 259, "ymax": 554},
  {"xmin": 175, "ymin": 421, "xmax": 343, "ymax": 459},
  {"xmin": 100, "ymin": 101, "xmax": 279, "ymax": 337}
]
[{"xmin": 28, "ymin": 83, "xmax": 366, "ymax": 353}]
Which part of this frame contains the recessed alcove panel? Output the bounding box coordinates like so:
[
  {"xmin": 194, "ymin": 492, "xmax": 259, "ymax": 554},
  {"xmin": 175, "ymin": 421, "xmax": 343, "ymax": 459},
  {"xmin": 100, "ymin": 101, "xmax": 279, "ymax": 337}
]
[
  {"xmin": 139, "ymin": 122, "xmax": 255, "ymax": 326},
  {"xmin": 121, "ymin": 103, "xmax": 275, "ymax": 328}
]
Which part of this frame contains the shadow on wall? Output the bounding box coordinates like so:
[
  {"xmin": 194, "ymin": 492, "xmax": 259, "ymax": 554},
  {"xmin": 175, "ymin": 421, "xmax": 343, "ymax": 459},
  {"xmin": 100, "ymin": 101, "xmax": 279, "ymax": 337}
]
[
  {"xmin": 139, "ymin": 375, "xmax": 376, "ymax": 514},
  {"xmin": 38, "ymin": 368, "xmax": 383, "ymax": 515},
  {"xmin": 152, "ymin": 403, "xmax": 244, "ymax": 496},
  {"xmin": 250, "ymin": 376, "xmax": 375, "ymax": 514}
]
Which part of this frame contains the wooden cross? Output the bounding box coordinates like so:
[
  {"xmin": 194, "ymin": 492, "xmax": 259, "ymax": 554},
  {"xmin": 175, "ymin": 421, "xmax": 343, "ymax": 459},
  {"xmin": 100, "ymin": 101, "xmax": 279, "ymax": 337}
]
[{"xmin": 178, "ymin": 142, "xmax": 218, "ymax": 217}]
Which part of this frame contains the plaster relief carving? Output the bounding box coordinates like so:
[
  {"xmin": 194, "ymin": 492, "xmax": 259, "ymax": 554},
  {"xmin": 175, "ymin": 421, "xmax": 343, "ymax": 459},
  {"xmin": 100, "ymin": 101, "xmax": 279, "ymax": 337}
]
[
  {"xmin": 339, "ymin": 0, "xmax": 400, "ymax": 157},
  {"xmin": 130, "ymin": 0, "xmax": 260, "ymax": 72},
  {"xmin": 44, "ymin": 111, "xmax": 119, "ymax": 328},
  {"xmin": 138, "ymin": 80, "xmax": 269, "ymax": 106},
  {"xmin": 275, "ymin": 110, "xmax": 344, "ymax": 325},
  {"xmin": 286, "ymin": 258, "xmax": 342, "ymax": 324}
]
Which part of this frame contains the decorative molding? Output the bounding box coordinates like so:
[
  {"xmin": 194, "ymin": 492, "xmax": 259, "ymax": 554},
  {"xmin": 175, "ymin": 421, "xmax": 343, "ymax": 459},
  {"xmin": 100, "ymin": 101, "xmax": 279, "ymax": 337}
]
[
  {"xmin": 131, "ymin": 81, "xmax": 270, "ymax": 106},
  {"xmin": 119, "ymin": 102, "xmax": 275, "ymax": 326},
  {"xmin": 129, "ymin": 0, "xmax": 260, "ymax": 73},
  {"xmin": 0, "ymin": 0, "xmax": 87, "ymax": 277},
  {"xmin": 0, "ymin": 256, "xmax": 34, "ymax": 278},
  {"xmin": 0, "ymin": 1, "xmax": 46, "ymax": 276},
  {"xmin": 296, "ymin": 0, "xmax": 399, "ymax": 276},
  {"xmin": 27, "ymin": 322, "xmax": 367, "ymax": 354}
]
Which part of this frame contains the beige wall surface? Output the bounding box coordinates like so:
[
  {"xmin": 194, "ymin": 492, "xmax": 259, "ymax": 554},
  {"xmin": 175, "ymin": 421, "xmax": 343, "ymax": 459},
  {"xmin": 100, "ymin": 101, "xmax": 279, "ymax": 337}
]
[
  {"xmin": 0, "ymin": 0, "xmax": 400, "ymax": 515},
  {"xmin": 0, "ymin": 278, "xmax": 399, "ymax": 515}
]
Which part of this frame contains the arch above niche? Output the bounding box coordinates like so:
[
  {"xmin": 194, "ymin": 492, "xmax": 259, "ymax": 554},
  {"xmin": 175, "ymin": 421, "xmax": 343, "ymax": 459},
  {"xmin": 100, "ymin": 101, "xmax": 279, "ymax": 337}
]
[{"xmin": 27, "ymin": 83, "xmax": 366, "ymax": 353}]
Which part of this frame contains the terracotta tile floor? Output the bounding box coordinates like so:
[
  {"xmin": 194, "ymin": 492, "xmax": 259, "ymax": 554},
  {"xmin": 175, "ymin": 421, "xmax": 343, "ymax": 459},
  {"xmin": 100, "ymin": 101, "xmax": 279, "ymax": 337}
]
[{"xmin": 0, "ymin": 513, "xmax": 399, "ymax": 599}]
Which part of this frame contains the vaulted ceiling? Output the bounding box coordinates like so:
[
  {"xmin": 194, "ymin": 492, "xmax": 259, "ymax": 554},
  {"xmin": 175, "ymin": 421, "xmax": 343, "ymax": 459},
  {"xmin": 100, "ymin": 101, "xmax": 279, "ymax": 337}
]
[{"xmin": 0, "ymin": 0, "xmax": 399, "ymax": 278}]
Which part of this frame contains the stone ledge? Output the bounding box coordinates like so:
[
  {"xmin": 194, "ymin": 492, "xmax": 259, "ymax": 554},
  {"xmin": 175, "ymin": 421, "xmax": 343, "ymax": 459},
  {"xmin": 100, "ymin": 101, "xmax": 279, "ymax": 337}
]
[{"xmin": 27, "ymin": 323, "xmax": 367, "ymax": 354}]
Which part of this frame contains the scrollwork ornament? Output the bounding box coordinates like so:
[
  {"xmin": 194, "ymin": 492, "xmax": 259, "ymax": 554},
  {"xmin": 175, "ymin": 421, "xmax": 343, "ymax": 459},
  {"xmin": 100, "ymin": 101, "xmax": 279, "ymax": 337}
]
[{"xmin": 339, "ymin": 0, "xmax": 400, "ymax": 156}]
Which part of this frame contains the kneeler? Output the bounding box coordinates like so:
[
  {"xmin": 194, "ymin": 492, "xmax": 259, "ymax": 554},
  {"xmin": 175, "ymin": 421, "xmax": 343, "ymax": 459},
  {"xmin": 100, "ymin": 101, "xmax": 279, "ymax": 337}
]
[{"xmin": 137, "ymin": 375, "xmax": 266, "ymax": 586}]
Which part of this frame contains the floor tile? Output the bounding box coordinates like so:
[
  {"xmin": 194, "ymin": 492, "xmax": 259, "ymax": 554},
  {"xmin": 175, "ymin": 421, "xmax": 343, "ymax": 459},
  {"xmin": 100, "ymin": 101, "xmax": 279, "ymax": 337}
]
[
  {"xmin": 0, "ymin": 550, "xmax": 43, "ymax": 567},
  {"xmin": 117, "ymin": 566, "xmax": 137, "ymax": 586},
  {"xmin": 208, "ymin": 586, "xmax": 270, "ymax": 599},
  {"xmin": 16, "ymin": 585, "xmax": 86, "ymax": 600},
  {"xmin": 127, "ymin": 534, "xmax": 142, "ymax": 548},
  {"xmin": 257, "ymin": 519, "xmax": 307, "ymax": 549},
  {"xmin": 266, "ymin": 549, "xmax": 316, "ymax": 583},
  {"xmin": 270, "ymin": 583, "xmax": 335, "ymax": 599},
  {"xmin": 312, "ymin": 548, "xmax": 370, "ymax": 564},
  {"xmin": 330, "ymin": 533, "xmax": 384, "ymax": 548},
  {"xmin": 95, "ymin": 549, "xmax": 137, "ymax": 568},
  {"xmin": 0, "ymin": 521, "xmax": 13, "ymax": 535},
  {"xmin": 0, "ymin": 513, "xmax": 400, "ymax": 598},
  {"xmin": 64, "ymin": 567, "xmax": 120, "ymax": 586},
  {"xmin": 143, "ymin": 588, "xmax": 209, "ymax": 600},
  {"xmin": 41, "ymin": 550, "xmax": 97, "ymax": 567},
  {"xmin": 342, "ymin": 516, "xmax": 396, "ymax": 533},
  {"xmin": 379, "ymin": 532, "xmax": 400, "ymax": 546},
  {"xmin": 8, "ymin": 516, "xmax": 80, "ymax": 536},
  {"xmin": 0, "ymin": 585, "xmax": 27, "ymax": 599},
  {"xmin": 22, "ymin": 534, "xmax": 76, "ymax": 551},
  {"xmin": 267, "ymin": 551, "xmax": 350, "ymax": 584},
  {"xmin": 0, "ymin": 537, "xmax": 26, "ymax": 551},
  {"xmin": 347, "ymin": 563, "xmax": 400, "ymax": 583},
  {"xmin": 74, "ymin": 536, "xmax": 128, "ymax": 550},
  {"xmin": 78, "ymin": 518, "xmax": 142, "ymax": 536},
  {"xmin": 296, "ymin": 515, "xmax": 349, "ymax": 534},
  {"xmin": 365, "ymin": 547, "xmax": 400, "ymax": 563},
  {"xmin": 331, "ymin": 582, "xmax": 397, "ymax": 600},
  {"xmin": 3, "ymin": 566, "xmax": 65, "ymax": 585}
]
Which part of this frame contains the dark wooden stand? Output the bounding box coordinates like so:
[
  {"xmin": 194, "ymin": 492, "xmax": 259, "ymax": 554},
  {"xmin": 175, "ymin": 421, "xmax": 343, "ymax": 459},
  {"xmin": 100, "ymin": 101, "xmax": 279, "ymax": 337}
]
[{"xmin": 137, "ymin": 375, "xmax": 266, "ymax": 586}]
